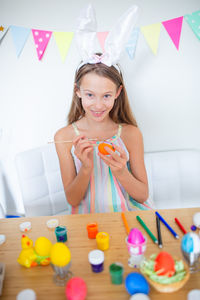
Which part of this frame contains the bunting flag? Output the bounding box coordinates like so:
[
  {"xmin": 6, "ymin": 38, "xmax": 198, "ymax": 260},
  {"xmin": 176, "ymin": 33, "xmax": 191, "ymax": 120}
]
[
  {"xmin": 32, "ymin": 29, "xmax": 52, "ymax": 60},
  {"xmin": 162, "ymin": 16, "xmax": 183, "ymax": 50},
  {"xmin": 0, "ymin": 25, "xmax": 9, "ymax": 43},
  {"xmin": 10, "ymin": 26, "xmax": 30, "ymax": 57},
  {"xmin": 184, "ymin": 10, "xmax": 200, "ymax": 41},
  {"xmin": 97, "ymin": 31, "xmax": 109, "ymax": 52},
  {"xmin": 125, "ymin": 28, "xmax": 139, "ymax": 59},
  {"xmin": 140, "ymin": 23, "xmax": 161, "ymax": 55},
  {"xmin": 53, "ymin": 32, "xmax": 74, "ymax": 62},
  {"xmin": 0, "ymin": 10, "xmax": 199, "ymax": 61}
]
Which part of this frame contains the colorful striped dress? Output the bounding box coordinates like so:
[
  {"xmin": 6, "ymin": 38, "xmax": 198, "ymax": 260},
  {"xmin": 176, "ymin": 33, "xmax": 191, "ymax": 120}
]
[{"xmin": 68, "ymin": 123, "xmax": 154, "ymax": 214}]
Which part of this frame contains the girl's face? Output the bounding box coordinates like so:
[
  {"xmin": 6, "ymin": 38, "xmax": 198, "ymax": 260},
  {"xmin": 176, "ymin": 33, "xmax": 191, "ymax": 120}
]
[{"xmin": 76, "ymin": 73, "xmax": 122, "ymax": 122}]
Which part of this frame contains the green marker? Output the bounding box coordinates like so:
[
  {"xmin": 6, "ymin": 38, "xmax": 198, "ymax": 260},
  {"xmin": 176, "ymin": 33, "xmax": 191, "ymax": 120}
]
[{"xmin": 136, "ymin": 215, "xmax": 158, "ymax": 244}]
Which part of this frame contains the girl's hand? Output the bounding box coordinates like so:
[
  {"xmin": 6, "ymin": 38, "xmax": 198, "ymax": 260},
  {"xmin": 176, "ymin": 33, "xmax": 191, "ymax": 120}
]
[
  {"xmin": 73, "ymin": 135, "xmax": 94, "ymax": 171},
  {"xmin": 98, "ymin": 144, "xmax": 128, "ymax": 177}
]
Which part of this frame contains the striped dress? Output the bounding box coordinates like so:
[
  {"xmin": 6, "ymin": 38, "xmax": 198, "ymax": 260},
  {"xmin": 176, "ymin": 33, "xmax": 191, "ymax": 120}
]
[{"xmin": 68, "ymin": 123, "xmax": 154, "ymax": 214}]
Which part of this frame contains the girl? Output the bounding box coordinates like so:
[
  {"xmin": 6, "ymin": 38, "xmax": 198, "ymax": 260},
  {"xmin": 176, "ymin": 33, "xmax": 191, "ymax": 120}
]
[{"xmin": 54, "ymin": 58, "xmax": 154, "ymax": 214}]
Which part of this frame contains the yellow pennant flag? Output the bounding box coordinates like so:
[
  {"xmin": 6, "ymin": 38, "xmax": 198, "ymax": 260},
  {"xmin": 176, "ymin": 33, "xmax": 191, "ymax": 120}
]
[
  {"xmin": 140, "ymin": 23, "xmax": 161, "ymax": 55},
  {"xmin": 53, "ymin": 32, "xmax": 74, "ymax": 62}
]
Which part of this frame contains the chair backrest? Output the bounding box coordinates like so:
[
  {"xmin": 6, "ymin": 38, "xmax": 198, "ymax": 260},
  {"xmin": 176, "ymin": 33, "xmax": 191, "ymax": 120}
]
[
  {"xmin": 15, "ymin": 144, "xmax": 70, "ymax": 217},
  {"xmin": 144, "ymin": 149, "xmax": 200, "ymax": 209}
]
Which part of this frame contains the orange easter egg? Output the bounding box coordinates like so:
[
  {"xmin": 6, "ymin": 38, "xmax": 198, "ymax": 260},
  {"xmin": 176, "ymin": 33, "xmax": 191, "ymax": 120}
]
[
  {"xmin": 98, "ymin": 143, "xmax": 115, "ymax": 155},
  {"xmin": 154, "ymin": 252, "xmax": 175, "ymax": 277}
]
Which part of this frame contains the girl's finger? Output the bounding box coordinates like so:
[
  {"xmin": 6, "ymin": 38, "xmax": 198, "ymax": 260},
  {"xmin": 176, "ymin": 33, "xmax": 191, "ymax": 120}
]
[
  {"xmin": 98, "ymin": 152, "xmax": 120, "ymax": 166},
  {"xmin": 99, "ymin": 154, "xmax": 122, "ymax": 169},
  {"xmin": 76, "ymin": 144, "xmax": 93, "ymax": 157},
  {"xmin": 103, "ymin": 146, "xmax": 127, "ymax": 164},
  {"xmin": 111, "ymin": 144, "xmax": 127, "ymax": 159},
  {"xmin": 73, "ymin": 134, "xmax": 86, "ymax": 147}
]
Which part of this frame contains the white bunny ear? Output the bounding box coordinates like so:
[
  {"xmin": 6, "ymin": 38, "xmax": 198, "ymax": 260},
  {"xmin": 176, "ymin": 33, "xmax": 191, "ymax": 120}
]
[
  {"xmin": 102, "ymin": 5, "xmax": 139, "ymax": 66},
  {"xmin": 75, "ymin": 4, "xmax": 98, "ymax": 61}
]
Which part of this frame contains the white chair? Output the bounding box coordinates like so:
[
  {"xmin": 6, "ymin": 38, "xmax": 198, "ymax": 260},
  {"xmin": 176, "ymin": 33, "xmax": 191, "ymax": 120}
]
[
  {"xmin": 145, "ymin": 149, "xmax": 200, "ymax": 209},
  {"xmin": 15, "ymin": 144, "xmax": 70, "ymax": 217}
]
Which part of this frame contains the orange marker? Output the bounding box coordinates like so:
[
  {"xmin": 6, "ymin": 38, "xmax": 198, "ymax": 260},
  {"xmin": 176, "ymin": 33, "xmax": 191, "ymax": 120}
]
[{"xmin": 121, "ymin": 212, "xmax": 130, "ymax": 235}]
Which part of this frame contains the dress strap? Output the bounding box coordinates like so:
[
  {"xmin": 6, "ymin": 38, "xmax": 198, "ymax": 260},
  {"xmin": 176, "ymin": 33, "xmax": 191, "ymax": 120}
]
[
  {"xmin": 116, "ymin": 124, "xmax": 122, "ymax": 138},
  {"xmin": 72, "ymin": 122, "xmax": 80, "ymax": 136}
]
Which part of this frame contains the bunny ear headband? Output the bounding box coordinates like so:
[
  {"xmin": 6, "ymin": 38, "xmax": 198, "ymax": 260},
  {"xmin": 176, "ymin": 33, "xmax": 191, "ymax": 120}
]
[{"xmin": 75, "ymin": 4, "xmax": 139, "ymax": 72}]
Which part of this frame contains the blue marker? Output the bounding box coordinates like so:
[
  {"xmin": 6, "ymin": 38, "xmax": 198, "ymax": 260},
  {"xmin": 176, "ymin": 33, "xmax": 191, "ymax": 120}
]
[{"xmin": 155, "ymin": 211, "xmax": 179, "ymax": 239}]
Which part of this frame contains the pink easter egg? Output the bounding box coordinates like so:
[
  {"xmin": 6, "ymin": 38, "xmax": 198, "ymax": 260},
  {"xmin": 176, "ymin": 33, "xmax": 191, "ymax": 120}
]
[
  {"xmin": 128, "ymin": 228, "xmax": 145, "ymax": 245},
  {"xmin": 65, "ymin": 277, "xmax": 87, "ymax": 300}
]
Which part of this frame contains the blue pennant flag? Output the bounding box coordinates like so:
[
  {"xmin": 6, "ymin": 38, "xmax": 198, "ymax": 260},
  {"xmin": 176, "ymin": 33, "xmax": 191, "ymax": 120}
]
[
  {"xmin": 125, "ymin": 27, "xmax": 140, "ymax": 60},
  {"xmin": 10, "ymin": 25, "xmax": 30, "ymax": 57}
]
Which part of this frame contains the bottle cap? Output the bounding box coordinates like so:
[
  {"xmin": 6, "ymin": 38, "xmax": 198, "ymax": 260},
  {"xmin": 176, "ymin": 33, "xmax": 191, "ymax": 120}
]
[
  {"xmin": 46, "ymin": 218, "xmax": 59, "ymax": 229},
  {"xmin": 19, "ymin": 222, "xmax": 31, "ymax": 232},
  {"xmin": 0, "ymin": 234, "xmax": 6, "ymax": 245},
  {"xmin": 88, "ymin": 249, "xmax": 104, "ymax": 265},
  {"xmin": 16, "ymin": 289, "xmax": 36, "ymax": 300}
]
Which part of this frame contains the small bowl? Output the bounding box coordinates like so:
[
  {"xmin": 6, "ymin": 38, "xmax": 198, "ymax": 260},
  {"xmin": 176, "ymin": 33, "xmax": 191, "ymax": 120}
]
[{"xmin": 140, "ymin": 257, "xmax": 190, "ymax": 293}]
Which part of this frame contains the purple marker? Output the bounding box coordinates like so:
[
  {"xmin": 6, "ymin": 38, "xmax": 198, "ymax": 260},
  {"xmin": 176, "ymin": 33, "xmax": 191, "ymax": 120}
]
[{"xmin": 88, "ymin": 250, "xmax": 104, "ymax": 273}]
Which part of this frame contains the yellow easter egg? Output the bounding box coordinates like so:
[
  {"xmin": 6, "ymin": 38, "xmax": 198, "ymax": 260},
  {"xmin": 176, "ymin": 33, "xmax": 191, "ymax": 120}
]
[
  {"xmin": 34, "ymin": 237, "xmax": 52, "ymax": 256},
  {"xmin": 50, "ymin": 243, "xmax": 71, "ymax": 267}
]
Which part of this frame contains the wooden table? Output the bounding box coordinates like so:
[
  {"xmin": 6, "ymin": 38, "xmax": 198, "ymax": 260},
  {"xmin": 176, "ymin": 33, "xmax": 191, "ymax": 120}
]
[{"xmin": 0, "ymin": 208, "xmax": 200, "ymax": 299}]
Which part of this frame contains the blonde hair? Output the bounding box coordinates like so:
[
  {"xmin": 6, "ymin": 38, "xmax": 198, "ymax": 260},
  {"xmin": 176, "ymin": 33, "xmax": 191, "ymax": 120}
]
[{"xmin": 68, "ymin": 58, "xmax": 137, "ymax": 127}]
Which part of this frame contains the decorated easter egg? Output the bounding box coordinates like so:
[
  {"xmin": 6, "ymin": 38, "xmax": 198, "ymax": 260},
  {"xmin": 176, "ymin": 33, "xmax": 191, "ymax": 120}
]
[
  {"xmin": 125, "ymin": 272, "xmax": 149, "ymax": 295},
  {"xmin": 181, "ymin": 232, "xmax": 200, "ymax": 271},
  {"xmin": 193, "ymin": 212, "xmax": 200, "ymax": 228},
  {"xmin": 154, "ymin": 252, "xmax": 175, "ymax": 277},
  {"xmin": 128, "ymin": 228, "xmax": 145, "ymax": 245},
  {"xmin": 181, "ymin": 232, "xmax": 200, "ymax": 254},
  {"xmin": 98, "ymin": 143, "xmax": 115, "ymax": 155},
  {"xmin": 65, "ymin": 277, "xmax": 87, "ymax": 300},
  {"xmin": 50, "ymin": 243, "xmax": 71, "ymax": 267},
  {"xmin": 34, "ymin": 237, "xmax": 52, "ymax": 256}
]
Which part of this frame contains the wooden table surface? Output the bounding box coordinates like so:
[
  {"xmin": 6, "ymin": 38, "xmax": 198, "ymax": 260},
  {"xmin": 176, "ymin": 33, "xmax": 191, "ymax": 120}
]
[{"xmin": 0, "ymin": 208, "xmax": 200, "ymax": 300}]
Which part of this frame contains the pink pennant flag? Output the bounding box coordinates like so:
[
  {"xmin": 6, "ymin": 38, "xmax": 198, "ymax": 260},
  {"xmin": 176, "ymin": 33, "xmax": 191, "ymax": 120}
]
[
  {"xmin": 162, "ymin": 16, "xmax": 183, "ymax": 50},
  {"xmin": 97, "ymin": 32, "xmax": 109, "ymax": 52},
  {"xmin": 32, "ymin": 29, "xmax": 52, "ymax": 60}
]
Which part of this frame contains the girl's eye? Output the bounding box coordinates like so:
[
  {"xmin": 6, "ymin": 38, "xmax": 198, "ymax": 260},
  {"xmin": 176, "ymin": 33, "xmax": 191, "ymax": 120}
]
[
  {"xmin": 86, "ymin": 93, "xmax": 94, "ymax": 98},
  {"xmin": 104, "ymin": 94, "xmax": 111, "ymax": 99}
]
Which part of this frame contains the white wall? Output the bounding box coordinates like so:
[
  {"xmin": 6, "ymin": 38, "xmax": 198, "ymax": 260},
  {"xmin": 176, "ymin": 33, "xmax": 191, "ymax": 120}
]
[{"xmin": 0, "ymin": 0, "xmax": 200, "ymax": 214}]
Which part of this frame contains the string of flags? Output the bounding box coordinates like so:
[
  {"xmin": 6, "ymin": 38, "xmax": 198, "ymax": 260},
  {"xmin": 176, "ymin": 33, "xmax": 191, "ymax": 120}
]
[{"xmin": 0, "ymin": 10, "xmax": 199, "ymax": 62}]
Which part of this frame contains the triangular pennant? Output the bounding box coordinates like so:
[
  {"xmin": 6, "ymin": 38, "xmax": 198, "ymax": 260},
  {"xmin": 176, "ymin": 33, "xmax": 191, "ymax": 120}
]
[
  {"xmin": 32, "ymin": 29, "xmax": 52, "ymax": 60},
  {"xmin": 97, "ymin": 32, "xmax": 109, "ymax": 52},
  {"xmin": 184, "ymin": 10, "xmax": 200, "ymax": 41},
  {"xmin": 162, "ymin": 16, "xmax": 183, "ymax": 50},
  {"xmin": 53, "ymin": 32, "xmax": 74, "ymax": 62},
  {"xmin": 10, "ymin": 26, "xmax": 30, "ymax": 57},
  {"xmin": 0, "ymin": 25, "xmax": 9, "ymax": 43},
  {"xmin": 125, "ymin": 28, "xmax": 140, "ymax": 59},
  {"xmin": 140, "ymin": 23, "xmax": 161, "ymax": 55}
]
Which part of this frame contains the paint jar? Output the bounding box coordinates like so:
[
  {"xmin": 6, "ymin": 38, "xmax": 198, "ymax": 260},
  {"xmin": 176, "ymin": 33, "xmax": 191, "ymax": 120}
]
[
  {"xmin": 55, "ymin": 226, "xmax": 67, "ymax": 242},
  {"xmin": 88, "ymin": 250, "xmax": 104, "ymax": 273},
  {"xmin": 96, "ymin": 232, "xmax": 109, "ymax": 251},
  {"xmin": 109, "ymin": 262, "xmax": 124, "ymax": 284},
  {"xmin": 87, "ymin": 223, "xmax": 98, "ymax": 239}
]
